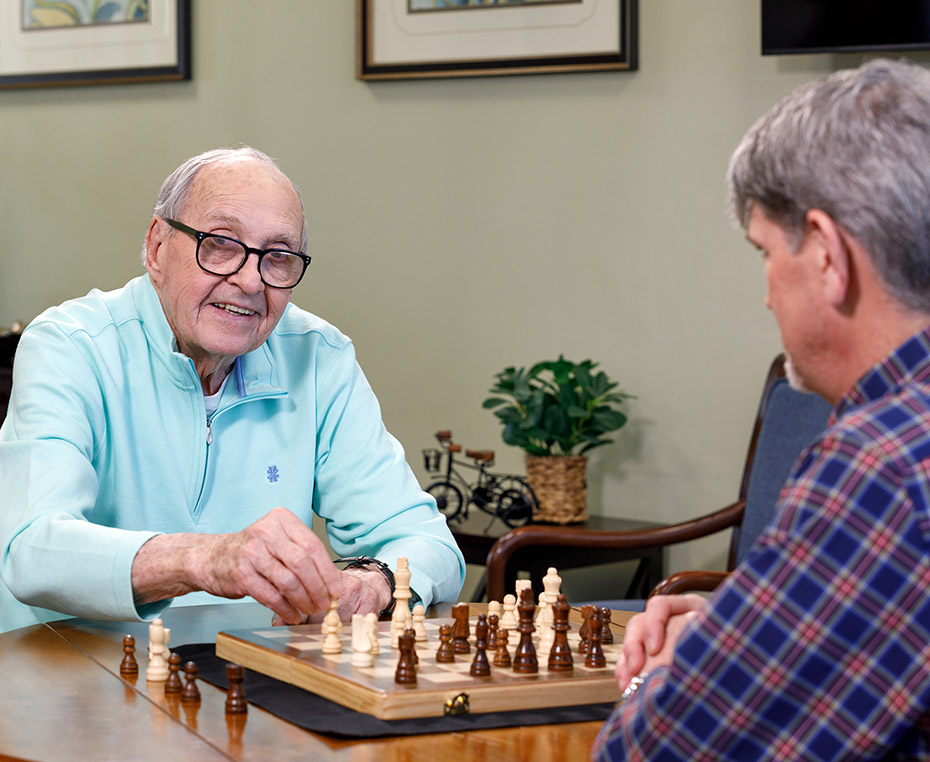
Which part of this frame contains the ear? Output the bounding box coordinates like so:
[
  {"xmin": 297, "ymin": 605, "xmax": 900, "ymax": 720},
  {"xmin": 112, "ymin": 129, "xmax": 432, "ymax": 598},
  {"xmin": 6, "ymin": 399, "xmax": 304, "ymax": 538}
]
[
  {"xmin": 805, "ymin": 209, "xmax": 852, "ymax": 309},
  {"xmin": 144, "ymin": 217, "xmax": 167, "ymax": 283}
]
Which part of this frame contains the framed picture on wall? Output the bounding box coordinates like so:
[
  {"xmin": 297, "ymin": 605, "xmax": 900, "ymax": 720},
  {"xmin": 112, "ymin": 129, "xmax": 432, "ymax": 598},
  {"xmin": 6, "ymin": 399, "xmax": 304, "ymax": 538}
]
[
  {"xmin": 0, "ymin": 0, "xmax": 191, "ymax": 89},
  {"xmin": 357, "ymin": 0, "xmax": 637, "ymax": 80}
]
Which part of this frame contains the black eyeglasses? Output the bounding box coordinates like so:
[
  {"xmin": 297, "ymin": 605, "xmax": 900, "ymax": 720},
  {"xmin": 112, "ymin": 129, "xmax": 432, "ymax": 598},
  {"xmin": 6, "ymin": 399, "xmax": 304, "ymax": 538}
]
[{"xmin": 164, "ymin": 218, "xmax": 311, "ymax": 289}]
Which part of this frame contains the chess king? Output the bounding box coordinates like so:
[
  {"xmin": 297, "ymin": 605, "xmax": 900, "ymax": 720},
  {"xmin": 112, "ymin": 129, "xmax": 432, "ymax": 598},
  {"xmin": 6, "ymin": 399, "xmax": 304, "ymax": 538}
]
[{"xmin": 0, "ymin": 146, "xmax": 465, "ymax": 633}]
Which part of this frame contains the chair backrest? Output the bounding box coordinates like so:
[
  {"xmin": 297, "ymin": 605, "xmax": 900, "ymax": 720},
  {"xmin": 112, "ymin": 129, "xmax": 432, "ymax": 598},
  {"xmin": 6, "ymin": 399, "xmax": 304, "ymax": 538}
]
[
  {"xmin": 728, "ymin": 355, "xmax": 833, "ymax": 568},
  {"xmin": 0, "ymin": 328, "xmax": 22, "ymax": 424}
]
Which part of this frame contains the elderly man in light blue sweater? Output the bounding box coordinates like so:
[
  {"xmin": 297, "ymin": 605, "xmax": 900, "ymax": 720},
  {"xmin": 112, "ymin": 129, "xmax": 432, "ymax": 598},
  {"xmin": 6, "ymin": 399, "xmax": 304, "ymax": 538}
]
[{"xmin": 0, "ymin": 146, "xmax": 464, "ymax": 633}]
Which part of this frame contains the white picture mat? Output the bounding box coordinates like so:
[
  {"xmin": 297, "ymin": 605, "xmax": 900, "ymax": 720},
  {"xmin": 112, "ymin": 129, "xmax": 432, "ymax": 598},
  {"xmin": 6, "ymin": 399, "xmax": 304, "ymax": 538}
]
[
  {"xmin": 0, "ymin": 0, "xmax": 179, "ymax": 76},
  {"xmin": 369, "ymin": 0, "xmax": 620, "ymax": 66}
]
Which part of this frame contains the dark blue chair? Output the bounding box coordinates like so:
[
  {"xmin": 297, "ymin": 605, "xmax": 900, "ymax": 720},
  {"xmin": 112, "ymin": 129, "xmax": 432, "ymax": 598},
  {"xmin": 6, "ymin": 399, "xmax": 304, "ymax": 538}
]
[{"xmin": 484, "ymin": 355, "xmax": 833, "ymax": 608}]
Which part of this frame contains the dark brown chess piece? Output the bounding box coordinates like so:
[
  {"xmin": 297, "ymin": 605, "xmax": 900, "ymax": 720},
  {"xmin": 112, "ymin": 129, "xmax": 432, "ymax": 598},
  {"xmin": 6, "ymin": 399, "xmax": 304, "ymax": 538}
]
[
  {"xmin": 181, "ymin": 661, "xmax": 201, "ymax": 704},
  {"xmin": 599, "ymin": 606, "xmax": 615, "ymax": 645},
  {"xmin": 487, "ymin": 613, "xmax": 500, "ymax": 650},
  {"xmin": 470, "ymin": 614, "xmax": 491, "ymax": 677},
  {"xmin": 493, "ymin": 627, "xmax": 512, "ymax": 668},
  {"xmin": 165, "ymin": 652, "xmax": 183, "ymax": 694},
  {"xmin": 512, "ymin": 586, "xmax": 538, "ymax": 674},
  {"xmin": 584, "ymin": 609, "xmax": 607, "ymax": 668},
  {"xmin": 547, "ymin": 593, "xmax": 573, "ymax": 672},
  {"xmin": 395, "ymin": 629, "xmax": 417, "ymax": 684},
  {"xmin": 120, "ymin": 634, "xmax": 139, "ymax": 677},
  {"xmin": 578, "ymin": 605, "xmax": 593, "ymax": 654},
  {"xmin": 436, "ymin": 623, "xmax": 456, "ymax": 663},
  {"xmin": 452, "ymin": 603, "xmax": 471, "ymax": 653},
  {"xmin": 225, "ymin": 663, "xmax": 248, "ymax": 714},
  {"xmin": 404, "ymin": 627, "xmax": 419, "ymax": 664}
]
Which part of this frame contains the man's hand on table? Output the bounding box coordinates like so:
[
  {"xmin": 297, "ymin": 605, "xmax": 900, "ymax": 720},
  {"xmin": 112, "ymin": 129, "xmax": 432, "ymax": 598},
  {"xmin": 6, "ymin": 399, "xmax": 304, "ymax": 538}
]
[
  {"xmin": 131, "ymin": 506, "xmax": 344, "ymax": 625},
  {"xmin": 614, "ymin": 594, "xmax": 705, "ymax": 689}
]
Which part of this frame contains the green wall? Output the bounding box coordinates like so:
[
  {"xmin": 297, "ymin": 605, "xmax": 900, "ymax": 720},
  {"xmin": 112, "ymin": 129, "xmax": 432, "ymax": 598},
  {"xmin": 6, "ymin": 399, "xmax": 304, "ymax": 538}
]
[{"xmin": 2, "ymin": 1, "xmax": 922, "ymax": 586}]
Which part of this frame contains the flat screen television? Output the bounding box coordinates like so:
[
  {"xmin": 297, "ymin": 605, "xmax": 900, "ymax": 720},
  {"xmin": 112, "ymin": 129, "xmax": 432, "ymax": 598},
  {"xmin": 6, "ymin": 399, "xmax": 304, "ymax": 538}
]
[{"xmin": 762, "ymin": 0, "xmax": 930, "ymax": 55}]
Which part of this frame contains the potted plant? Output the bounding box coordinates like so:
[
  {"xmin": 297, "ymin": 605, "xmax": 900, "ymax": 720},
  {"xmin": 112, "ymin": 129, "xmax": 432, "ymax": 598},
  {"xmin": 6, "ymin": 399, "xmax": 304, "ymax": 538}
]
[{"xmin": 482, "ymin": 356, "xmax": 633, "ymax": 523}]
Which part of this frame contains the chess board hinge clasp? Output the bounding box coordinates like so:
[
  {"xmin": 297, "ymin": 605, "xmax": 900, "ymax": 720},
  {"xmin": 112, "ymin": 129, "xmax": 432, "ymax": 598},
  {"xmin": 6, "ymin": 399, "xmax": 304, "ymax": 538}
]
[{"xmin": 444, "ymin": 692, "xmax": 470, "ymax": 716}]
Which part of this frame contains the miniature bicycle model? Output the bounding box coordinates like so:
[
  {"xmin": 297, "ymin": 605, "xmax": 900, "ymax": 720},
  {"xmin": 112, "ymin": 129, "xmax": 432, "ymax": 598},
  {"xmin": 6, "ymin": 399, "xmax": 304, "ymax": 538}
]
[{"xmin": 422, "ymin": 430, "xmax": 538, "ymax": 528}]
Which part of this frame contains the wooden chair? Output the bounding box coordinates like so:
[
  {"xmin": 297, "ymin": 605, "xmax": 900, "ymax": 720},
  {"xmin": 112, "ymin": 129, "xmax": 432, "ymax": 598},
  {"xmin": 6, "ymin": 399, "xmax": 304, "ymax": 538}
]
[
  {"xmin": 0, "ymin": 325, "xmax": 23, "ymax": 424},
  {"xmin": 484, "ymin": 355, "xmax": 833, "ymax": 605}
]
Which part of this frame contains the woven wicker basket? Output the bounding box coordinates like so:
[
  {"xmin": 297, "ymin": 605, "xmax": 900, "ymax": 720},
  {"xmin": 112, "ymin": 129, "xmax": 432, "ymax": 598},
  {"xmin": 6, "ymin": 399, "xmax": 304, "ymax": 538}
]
[{"xmin": 525, "ymin": 454, "xmax": 588, "ymax": 524}]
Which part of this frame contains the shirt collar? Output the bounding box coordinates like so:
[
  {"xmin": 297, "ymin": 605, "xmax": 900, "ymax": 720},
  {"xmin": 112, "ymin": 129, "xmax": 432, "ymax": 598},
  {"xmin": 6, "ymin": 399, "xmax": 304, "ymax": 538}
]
[{"xmin": 834, "ymin": 322, "xmax": 930, "ymax": 422}]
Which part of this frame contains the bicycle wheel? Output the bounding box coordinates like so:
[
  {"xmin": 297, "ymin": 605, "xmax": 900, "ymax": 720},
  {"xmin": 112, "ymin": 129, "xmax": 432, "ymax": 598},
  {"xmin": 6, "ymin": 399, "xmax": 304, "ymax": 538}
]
[
  {"xmin": 494, "ymin": 477, "xmax": 538, "ymax": 528},
  {"xmin": 426, "ymin": 481, "xmax": 465, "ymax": 521}
]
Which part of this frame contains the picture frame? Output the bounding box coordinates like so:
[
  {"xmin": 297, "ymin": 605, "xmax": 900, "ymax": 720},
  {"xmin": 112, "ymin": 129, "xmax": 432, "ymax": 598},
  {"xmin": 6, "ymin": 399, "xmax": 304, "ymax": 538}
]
[
  {"xmin": 0, "ymin": 0, "xmax": 191, "ymax": 90},
  {"xmin": 357, "ymin": 0, "xmax": 636, "ymax": 80}
]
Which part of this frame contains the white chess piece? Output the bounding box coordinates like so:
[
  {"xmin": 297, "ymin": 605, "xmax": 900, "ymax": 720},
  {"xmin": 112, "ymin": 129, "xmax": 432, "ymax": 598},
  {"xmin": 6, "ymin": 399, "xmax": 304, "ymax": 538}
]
[
  {"xmin": 365, "ymin": 612, "xmax": 380, "ymax": 655},
  {"xmin": 350, "ymin": 614, "xmax": 374, "ymax": 667},
  {"xmin": 146, "ymin": 617, "xmax": 171, "ymax": 681},
  {"xmin": 412, "ymin": 604, "xmax": 428, "ymax": 642},
  {"xmin": 488, "ymin": 600, "xmax": 503, "ymax": 622},
  {"xmin": 500, "ymin": 594, "xmax": 518, "ymax": 630},
  {"xmin": 322, "ymin": 598, "xmax": 343, "ymax": 654}
]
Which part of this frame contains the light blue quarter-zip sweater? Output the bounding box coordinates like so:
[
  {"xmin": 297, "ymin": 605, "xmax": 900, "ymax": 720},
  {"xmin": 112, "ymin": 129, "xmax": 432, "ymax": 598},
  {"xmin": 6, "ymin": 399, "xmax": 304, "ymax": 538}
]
[{"xmin": 0, "ymin": 275, "xmax": 464, "ymax": 632}]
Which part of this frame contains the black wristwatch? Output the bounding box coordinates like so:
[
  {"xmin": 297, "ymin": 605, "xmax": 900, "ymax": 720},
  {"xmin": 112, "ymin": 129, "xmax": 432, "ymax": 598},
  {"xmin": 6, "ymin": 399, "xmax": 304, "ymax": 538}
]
[{"xmin": 333, "ymin": 556, "xmax": 396, "ymax": 618}]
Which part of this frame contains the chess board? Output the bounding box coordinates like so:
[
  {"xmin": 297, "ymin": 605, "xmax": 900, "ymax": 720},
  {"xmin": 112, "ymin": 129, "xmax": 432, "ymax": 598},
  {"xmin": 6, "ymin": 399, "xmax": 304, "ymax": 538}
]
[{"xmin": 216, "ymin": 615, "xmax": 624, "ymax": 720}]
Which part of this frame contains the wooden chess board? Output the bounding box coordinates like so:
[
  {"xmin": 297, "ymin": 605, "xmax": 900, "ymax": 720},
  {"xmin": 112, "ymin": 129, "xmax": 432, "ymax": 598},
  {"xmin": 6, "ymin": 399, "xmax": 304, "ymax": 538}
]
[{"xmin": 216, "ymin": 615, "xmax": 624, "ymax": 720}]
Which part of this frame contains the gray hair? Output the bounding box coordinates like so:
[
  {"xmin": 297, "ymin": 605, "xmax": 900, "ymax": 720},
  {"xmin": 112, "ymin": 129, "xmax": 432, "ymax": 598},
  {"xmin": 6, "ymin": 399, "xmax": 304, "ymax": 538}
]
[
  {"xmin": 728, "ymin": 58, "xmax": 930, "ymax": 312},
  {"xmin": 141, "ymin": 145, "xmax": 308, "ymax": 264}
]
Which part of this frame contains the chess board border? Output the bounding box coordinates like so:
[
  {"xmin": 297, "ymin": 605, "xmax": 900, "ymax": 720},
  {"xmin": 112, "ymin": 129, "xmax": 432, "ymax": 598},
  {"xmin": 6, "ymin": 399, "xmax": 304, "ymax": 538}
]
[{"xmin": 216, "ymin": 616, "xmax": 624, "ymax": 720}]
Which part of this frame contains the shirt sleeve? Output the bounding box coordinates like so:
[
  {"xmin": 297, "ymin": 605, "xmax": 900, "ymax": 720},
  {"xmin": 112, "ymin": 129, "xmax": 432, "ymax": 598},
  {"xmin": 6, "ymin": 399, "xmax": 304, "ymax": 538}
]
[
  {"xmin": 0, "ymin": 322, "xmax": 166, "ymax": 630},
  {"xmin": 309, "ymin": 341, "xmax": 465, "ymax": 608},
  {"xmin": 593, "ymin": 432, "xmax": 930, "ymax": 761}
]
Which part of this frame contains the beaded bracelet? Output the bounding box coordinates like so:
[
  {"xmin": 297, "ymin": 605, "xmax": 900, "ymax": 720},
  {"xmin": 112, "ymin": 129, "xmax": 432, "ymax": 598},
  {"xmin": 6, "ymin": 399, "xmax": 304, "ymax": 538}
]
[{"xmin": 333, "ymin": 556, "xmax": 396, "ymax": 618}]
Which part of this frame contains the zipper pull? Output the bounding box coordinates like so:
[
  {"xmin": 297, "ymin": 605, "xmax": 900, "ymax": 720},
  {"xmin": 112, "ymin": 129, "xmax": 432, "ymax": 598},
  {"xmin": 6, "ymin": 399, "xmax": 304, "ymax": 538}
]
[{"xmin": 206, "ymin": 415, "xmax": 213, "ymax": 445}]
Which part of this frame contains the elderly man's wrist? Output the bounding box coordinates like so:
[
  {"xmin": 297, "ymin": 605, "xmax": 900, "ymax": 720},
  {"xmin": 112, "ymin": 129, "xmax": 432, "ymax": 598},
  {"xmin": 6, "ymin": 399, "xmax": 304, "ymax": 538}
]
[{"xmin": 334, "ymin": 556, "xmax": 396, "ymax": 617}]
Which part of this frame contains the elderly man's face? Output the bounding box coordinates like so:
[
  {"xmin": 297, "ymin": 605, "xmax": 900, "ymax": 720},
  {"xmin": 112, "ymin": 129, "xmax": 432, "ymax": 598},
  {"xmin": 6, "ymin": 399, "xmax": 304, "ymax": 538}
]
[{"xmin": 145, "ymin": 157, "xmax": 304, "ymax": 385}]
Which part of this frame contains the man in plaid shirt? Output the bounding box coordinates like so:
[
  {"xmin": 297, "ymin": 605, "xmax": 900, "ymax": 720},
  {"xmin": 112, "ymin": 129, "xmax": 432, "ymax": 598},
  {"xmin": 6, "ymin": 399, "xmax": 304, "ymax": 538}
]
[{"xmin": 594, "ymin": 58, "xmax": 930, "ymax": 761}]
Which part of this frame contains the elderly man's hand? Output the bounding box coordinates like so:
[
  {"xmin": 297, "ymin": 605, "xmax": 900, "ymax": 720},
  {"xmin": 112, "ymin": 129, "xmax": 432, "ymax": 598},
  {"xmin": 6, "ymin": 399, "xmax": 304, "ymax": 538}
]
[
  {"xmin": 131, "ymin": 507, "xmax": 344, "ymax": 625},
  {"xmin": 614, "ymin": 594, "xmax": 705, "ymax": 690},
  {"xmin": 271, "ymin": 565, "xmax": 393, "ymax": 625}
]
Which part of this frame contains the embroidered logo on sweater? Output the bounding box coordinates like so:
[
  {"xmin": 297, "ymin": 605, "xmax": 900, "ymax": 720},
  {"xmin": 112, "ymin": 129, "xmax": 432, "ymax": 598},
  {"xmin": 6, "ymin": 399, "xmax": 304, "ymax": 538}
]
[{"xmin": 266, "ymin": 465, "xmax": 280, "ymax": 483}]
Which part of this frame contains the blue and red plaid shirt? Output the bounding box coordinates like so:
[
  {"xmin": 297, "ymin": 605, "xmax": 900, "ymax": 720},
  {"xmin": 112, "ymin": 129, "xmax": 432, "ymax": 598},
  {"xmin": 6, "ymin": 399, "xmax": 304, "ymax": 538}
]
[{"xmin": 594, "ymin": 327, "xmax": 930, "ymax": 762}]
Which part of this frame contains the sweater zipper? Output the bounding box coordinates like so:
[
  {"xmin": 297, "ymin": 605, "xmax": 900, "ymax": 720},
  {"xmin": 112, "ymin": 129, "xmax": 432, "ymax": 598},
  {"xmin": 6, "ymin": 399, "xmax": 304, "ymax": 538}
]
[{"xmin": 206, "ymin": 414, "xmax": 213, "ymax": 445}]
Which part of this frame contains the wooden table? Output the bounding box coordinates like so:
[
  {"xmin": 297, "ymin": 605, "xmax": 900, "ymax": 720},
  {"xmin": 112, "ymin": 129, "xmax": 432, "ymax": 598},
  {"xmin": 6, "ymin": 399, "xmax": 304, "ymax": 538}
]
[
  {"xmin": 450, "ymin": 512, "xmax": 665, "ymax": 602},
  {"xmin": 0, "ymin": 601, "xmax": 634, "ymax": 762}
]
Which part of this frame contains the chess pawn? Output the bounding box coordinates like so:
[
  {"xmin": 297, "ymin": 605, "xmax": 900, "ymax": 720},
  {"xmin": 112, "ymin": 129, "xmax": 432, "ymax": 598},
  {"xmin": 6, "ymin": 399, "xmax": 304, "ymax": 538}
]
[
  {"xmin": 598, "ymin": 606, "xmax": 615, "ymax": 645},
  {"xmin": 181, "ymin": 661, "xmax": 201, "ymax": 704},
  {"xmin": 120, "ymin": 634, "xmax": 139, "ymax": 677},
  {"xmin": 493, "ymin": 628, "xmax": 512, "ymax": 668},
  {"xmin": 470, "ymin": 614, "xmax": 491, "ymax": 677},
  {"xmin": 578, "ymin": 605, "xmax": 594, "ymax": 654},
  {"xmin": 452, "ymin": 603, "xmax": 471, "ymax": 653},
  {"xmin": 165, "ymin": 652, "xmax": 183, "ymax": 694},
  {"xmin": 488, "ymin": 599, "xmax": 503, "ymax": 623},
  {"xmin": 351, "ymin": 613, "xmax": 375, "ymax": 667},
  {"xmin": 225, "ymin": 664, "xmax": 248, "ymax": 714},
  {"xmin": 322, "ymin": 598, "xmax": 343, "ymax": 655},
  {"xmin": 412, "ymin": 603, "xmax": 428, "ymax": 642},
  {"xmin": 487, "ymin": 613, "xmax": 500, "ymax": 650},
  {"xmin": 500, "ymin": 594, "xmax": 518, "ymax": 630},
  {"xmin": 436, "ymin": 624, "xmax": 456, "ymax": 663}
]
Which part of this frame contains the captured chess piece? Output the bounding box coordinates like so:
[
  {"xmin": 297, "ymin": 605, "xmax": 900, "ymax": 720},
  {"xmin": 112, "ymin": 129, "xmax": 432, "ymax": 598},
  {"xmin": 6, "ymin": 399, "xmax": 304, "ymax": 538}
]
[
  {"xmin": 181, "ymin": 661, "xmax": 201, "ymax": 704},
  {"xmin": 120, "ymin": 634, "xmax": 139, "ymax": 677},
  {"xmin": 225, "ymin": 663, "xmax": 248, "ymax": 714},
  {"xmin": 165, "ymin": 652, "xmax": 183, "ymax": 694},
  {"xmin": 512, "ymin": 586, "xmax": 538, "ymax": 674},
  {"xmin": 470, "ymin": 614, "xmax": 491, "ymax": 677},
  {"xmin": 146, "ymin": 618, "xmax": 171, "ymax": 682}
]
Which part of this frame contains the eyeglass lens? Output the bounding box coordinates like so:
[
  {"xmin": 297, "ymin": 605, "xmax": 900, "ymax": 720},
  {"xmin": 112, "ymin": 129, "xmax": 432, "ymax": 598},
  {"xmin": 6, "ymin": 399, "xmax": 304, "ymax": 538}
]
[{"xmin": 198, "ymin": 235, "xmax": 306, "ymax": 288}]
